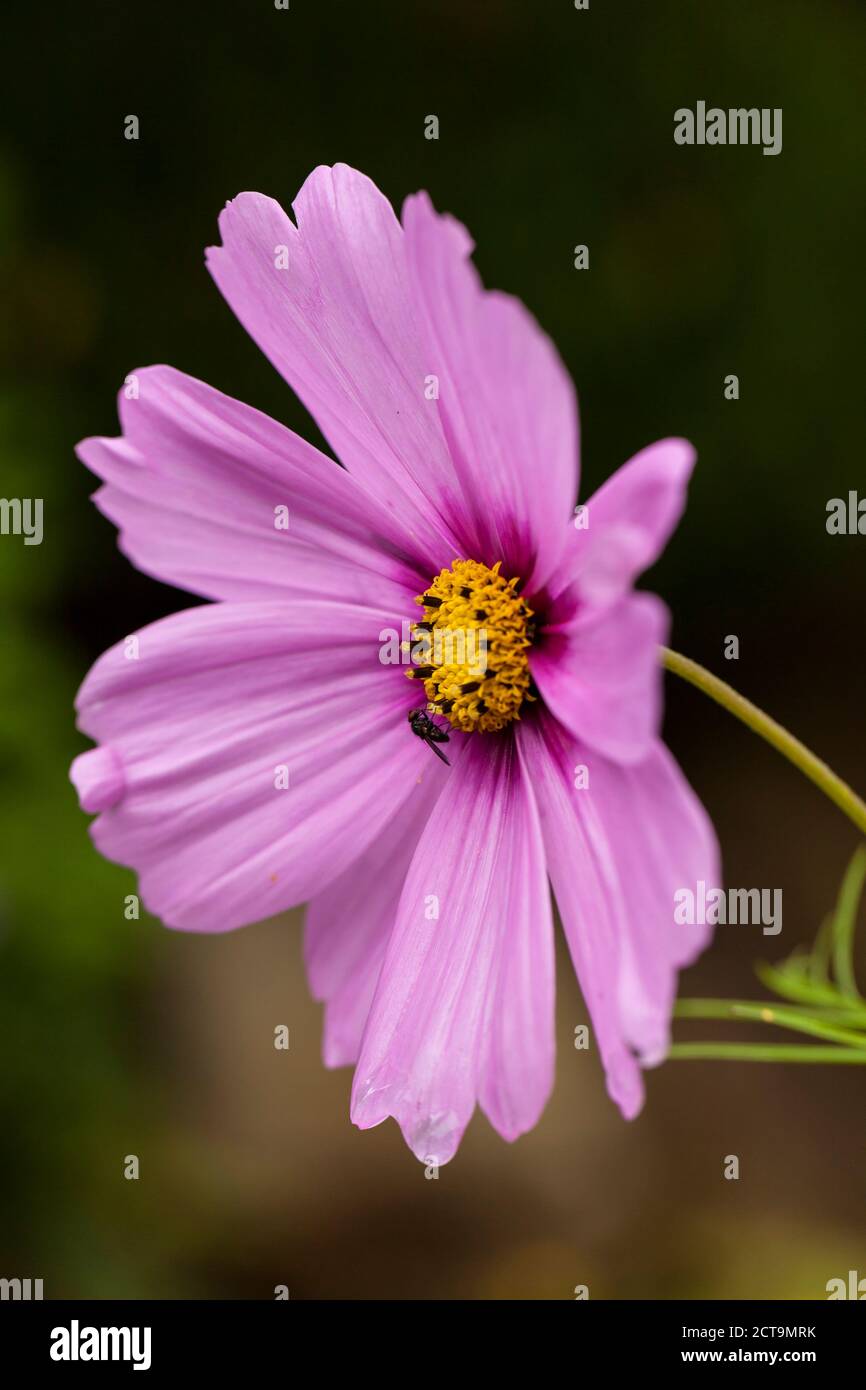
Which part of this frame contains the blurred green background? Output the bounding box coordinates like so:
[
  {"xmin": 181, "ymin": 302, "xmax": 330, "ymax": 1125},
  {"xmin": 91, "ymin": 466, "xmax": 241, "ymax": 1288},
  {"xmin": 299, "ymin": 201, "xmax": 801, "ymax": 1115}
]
[{"xmin": 1, "ymin": 0, "xmax": 864, "ymax": 1298}]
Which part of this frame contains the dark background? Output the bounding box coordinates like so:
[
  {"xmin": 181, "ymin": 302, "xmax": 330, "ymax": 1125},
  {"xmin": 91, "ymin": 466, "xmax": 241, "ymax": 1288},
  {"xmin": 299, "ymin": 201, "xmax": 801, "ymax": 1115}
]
[{"xmin": 1, "ymin": 0, "xmax": 864, "ymax": 1297}]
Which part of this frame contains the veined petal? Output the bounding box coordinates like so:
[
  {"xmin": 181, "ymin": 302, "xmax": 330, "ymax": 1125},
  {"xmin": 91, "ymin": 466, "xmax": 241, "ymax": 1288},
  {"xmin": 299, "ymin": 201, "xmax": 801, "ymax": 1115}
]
[
  {"xmin": 552, "ymin": 437, "xmax": 696, "ymax": 608},
  {"xmin": 351, "ymin": 735, "xmax": 554, "ymax": 1163},
  {"xmin": 402, "ymin": 191, "xmax": 579, "ymax": 592},
  {"xmin": 72, "ymin": 600, "xmax": 429, "ymax": 932},
  {"xmin": 78, "ymin": 365, "xmax": 423, "ymax": 607},
  {"xmin": 517, "ymin": 715, "xmax": 644, "ymax": 1119},
  {"xmin": 304, "ymin": 759, "xmax": 450, "ymax": 1068},
  {"xmin": 531, "ymin": 591, "xmax": 668, "ymax": 765},
  {"xmin": 519, "ymin": 714, "xmax": 720, "ymax": 1107},
  {"xmin": 206, "ymin": 166, "xmax": 465, "ymax": 569},
  {"xmin": 477, "ymin": 766, "xmax": 556, "ymax": 1144},
  {"xmin": 579, "ymin": 740, "xmax": 722, "ymax": 1064}
]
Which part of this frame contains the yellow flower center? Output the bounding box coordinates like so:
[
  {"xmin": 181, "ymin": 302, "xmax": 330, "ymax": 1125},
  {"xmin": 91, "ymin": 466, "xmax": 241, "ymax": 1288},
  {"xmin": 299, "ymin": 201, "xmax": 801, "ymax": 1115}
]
[{"xmin": 407, "ymin": 559, "xmax": 535, "ymax": 733}]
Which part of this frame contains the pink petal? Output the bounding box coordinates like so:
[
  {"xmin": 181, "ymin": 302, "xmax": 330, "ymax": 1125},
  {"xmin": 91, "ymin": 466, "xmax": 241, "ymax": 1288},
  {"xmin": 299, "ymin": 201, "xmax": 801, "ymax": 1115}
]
[
  {"xmin": 554, "ymin": 437, "xmax": 696, "ymax": 608},
  {"xmin": 70, "ymin": 745, "xmax": 124, "ymax": 813},
  {"xmin": 577, "ymin": 739, "xmax": 722, "ymax": 1065},
  {"xmin": 78, "ymin": 365, "xmax": 423, "ymax": 608},
  {"xmin": 402, "ymin": 191, "xmax": 579, "ymax": 592},
  {"xmin": 351, "ymin": 735, "xmax": 554, "ymax": 1164},
  {"xmin": 72, "ymin": 600, "xmax": 431, "ymax": 932},
  {"xmin": 517, "ymin": 716, "xmax": 644, "ymax": 1119},
  {"xmin": 304, "ymin": 759, "xmax": 450, "ymax": 1067},
  {"xmin": 518, "ymin": 715, "xmax": 720, "ymax": 1114},
  {"xmin": 205, "ymin": 167, "xmax": 465, "ymax": 570},
  {"xmin": 531, "ymin": 591, "xmax": 668, "ymax": 765},
  {"xmin": 476, "ymin": 769, "xmax": 556, "ymax": 1144}
]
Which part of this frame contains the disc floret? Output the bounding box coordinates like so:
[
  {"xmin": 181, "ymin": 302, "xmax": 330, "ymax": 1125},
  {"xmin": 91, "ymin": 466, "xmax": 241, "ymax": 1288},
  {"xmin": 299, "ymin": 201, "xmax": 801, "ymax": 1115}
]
[{"xmin": 407, "ymin": 559, "xmax": 535, "ymax": 733}]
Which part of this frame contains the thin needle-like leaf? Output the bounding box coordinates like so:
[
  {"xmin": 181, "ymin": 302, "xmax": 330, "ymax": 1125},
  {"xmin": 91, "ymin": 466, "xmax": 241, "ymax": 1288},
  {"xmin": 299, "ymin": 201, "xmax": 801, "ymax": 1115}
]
[{"xmin": 831, "ymin": 846, "xmax": 866, "ymax": 999}]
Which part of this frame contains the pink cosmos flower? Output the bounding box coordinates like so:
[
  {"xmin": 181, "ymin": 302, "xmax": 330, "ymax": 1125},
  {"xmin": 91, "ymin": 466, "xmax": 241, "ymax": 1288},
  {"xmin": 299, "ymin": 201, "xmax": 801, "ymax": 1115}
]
[{"xmin": 70, "ymin": 164, "xmax": 720, "ymax": 1164}]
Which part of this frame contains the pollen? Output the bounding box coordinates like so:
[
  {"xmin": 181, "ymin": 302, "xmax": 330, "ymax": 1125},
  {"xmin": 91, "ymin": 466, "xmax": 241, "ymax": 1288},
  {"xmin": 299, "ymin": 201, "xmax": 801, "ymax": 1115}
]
[{"xmin": 407, "ymin": 559, "xmax": 535, "ymax": 733}]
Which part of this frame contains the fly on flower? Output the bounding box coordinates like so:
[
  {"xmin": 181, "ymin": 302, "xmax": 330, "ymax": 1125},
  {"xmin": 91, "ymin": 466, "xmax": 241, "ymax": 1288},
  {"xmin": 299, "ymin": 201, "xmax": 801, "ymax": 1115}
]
[
  {"xmin": 70, "ymin": 164, "xmax": 721, "ymax": 1165},
  {"xmin": 407, "ymin": 708, "xmax": 451, "ymax": 766}
]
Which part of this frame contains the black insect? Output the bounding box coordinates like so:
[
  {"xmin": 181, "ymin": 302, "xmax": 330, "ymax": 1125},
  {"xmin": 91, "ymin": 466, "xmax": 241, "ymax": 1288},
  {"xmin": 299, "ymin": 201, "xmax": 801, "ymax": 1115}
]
[{"xmin": 408, "ymin": 708, "xmax": 451, "ymax": 766}]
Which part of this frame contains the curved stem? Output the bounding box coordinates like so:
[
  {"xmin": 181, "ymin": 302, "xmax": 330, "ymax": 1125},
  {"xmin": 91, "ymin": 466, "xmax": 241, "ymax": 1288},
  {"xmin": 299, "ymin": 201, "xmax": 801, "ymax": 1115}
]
[
  {"xmin": 661, "ymin": 647, "xmax": 866, "ymax": 837},
  {"xmin": 673, "ymin": 998, "xmax": 866, "ymax": 1048}
]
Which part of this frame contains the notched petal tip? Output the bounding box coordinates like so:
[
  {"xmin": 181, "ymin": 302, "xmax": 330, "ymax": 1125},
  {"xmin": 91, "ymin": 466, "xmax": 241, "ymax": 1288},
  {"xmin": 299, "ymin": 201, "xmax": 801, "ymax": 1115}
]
[
  {"xmin": 404, "ymin": 1110, "xmax": 463, "ymax": 1167},
  {"xmin": 70, "ymin": 745, "xmax": 125, "ymax": 814},
  {"xmin": 350, "ymin": 1072, "xmax": 465, "ymax": 1166},
  {"xmin": 401, "ymin": 189, "xmax": 476, "ymax": 259}
]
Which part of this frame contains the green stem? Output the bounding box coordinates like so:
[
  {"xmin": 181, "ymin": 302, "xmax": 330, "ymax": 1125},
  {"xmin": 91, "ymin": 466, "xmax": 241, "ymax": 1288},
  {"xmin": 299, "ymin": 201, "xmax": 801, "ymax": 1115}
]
[
  {"xmin": 661, "ymin": 647, "xmax": 866, "ymax": 837},
  {"xmin": 770, "ymin": 1005, "xmax": 866, "ymax": 1024},
  {"xmin": 673, "ymin": 998, "xmax": 866, "ymax": 1048},
  {"xmin": 668, "ymin": 1043, "xmax": 866, "ymax": 1064}
]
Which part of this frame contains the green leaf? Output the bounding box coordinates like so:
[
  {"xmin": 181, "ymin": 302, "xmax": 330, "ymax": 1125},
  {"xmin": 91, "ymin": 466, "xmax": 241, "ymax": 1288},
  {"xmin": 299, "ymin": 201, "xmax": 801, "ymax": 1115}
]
[{"xmin": 830, "ymin": 845, "xmax": 866, "ymax": 998}]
